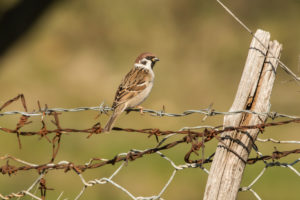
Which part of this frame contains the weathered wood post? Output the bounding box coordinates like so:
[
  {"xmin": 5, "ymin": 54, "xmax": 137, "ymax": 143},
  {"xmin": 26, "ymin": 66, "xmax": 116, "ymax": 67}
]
[{"xmin": 204, "ymin": 29, "xmax": 282, "ymax": 200}]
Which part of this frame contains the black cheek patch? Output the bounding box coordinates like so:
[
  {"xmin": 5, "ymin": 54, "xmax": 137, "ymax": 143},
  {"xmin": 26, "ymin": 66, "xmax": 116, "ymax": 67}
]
[{"xmin": 151, "ymin": 62, "xmax": 155, "ymax": 69}]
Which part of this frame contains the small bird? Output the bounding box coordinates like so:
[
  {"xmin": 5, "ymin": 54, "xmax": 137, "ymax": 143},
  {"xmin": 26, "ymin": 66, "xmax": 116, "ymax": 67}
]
[{"xmin": 104, "ymin": 52, "xmax": 160, "ymax": 132}]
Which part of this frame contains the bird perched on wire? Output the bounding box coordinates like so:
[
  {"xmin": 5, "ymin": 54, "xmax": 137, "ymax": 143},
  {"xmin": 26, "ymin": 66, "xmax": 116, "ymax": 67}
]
[{"xmin": 104, "ymin": 52, "xmax": 160, "ymax": 132}]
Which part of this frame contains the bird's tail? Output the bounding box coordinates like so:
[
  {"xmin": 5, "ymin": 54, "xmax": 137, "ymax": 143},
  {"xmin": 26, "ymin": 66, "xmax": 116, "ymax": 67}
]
[{"xmin": 103, "ymin": 105, "xmax": 125, "ymax": 132}]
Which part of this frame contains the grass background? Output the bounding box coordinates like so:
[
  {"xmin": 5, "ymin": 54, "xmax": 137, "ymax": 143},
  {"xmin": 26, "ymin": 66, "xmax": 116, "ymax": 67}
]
[{"xmin": 0, "ymin": 0, "xmax": 300, "ymax": 199}]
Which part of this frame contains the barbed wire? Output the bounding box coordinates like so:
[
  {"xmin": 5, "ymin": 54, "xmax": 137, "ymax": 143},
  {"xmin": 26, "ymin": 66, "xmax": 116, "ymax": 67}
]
[
  {"xmin": 1, "ymin": 148, "xmax": 299, "ymax": 200},
  {"xmin": 0, "ymin": 1, "xmax": 298, "ymax": 200},
  {"xmin": 1, "ymin": 0, "xmax": 299, "ymax": 199},
  {"xmin": 1, "ymin": 102, "xmax": 300, "ymax": 120},
  {"xmin": 1, "ymin": 93, "xmax": 300, "ymax": 121},
  {"xmin": 0, "ymin": 94, "xmax": 299, "ymax": 199},
  {"xmin": 1, "ymin": 145, "xmax": 299, "ymax": 175},
  {"xmin": 1, "ymin": 147, "xmax": 299, "ymax": 199},
  {"xmin": 212, "ymin": 2, "xmax": 300, "ymax": 197}
]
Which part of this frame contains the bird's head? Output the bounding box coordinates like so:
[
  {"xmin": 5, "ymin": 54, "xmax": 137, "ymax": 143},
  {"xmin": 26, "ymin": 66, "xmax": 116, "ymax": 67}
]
[{"xmin": 134, "ymin": 52, "xmax": 159, "ymax": 70}]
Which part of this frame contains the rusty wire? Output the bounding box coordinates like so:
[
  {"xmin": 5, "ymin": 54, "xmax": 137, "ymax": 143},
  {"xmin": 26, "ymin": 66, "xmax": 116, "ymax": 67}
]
[
  {"xmin": 1, "ymin": 1, "xmax": 300, "ymax": 199},
  {"xmin": 0, "ymin": 94, "xmax": 300, "ymax": 200}
]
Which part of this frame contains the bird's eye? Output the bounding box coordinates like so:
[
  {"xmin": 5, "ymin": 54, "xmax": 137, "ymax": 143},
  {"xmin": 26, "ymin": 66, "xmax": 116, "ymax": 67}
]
[
  {"xmin": 141, "ymin": 61, "xmax": 147, "ymax": 65},
  {"xmin": 146, "ymin": 56, "xmax": 153, "ymax": 60}
]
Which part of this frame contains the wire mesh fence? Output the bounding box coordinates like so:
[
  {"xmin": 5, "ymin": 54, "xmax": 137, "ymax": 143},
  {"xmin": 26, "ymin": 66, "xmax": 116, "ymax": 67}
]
[
  {"xmin": 1, "ymin": 1, "xmax": 300, "ymax": 199},
  {"xmin": 0, "ymin": 94, "xmax": 299, "ymax": 200}
]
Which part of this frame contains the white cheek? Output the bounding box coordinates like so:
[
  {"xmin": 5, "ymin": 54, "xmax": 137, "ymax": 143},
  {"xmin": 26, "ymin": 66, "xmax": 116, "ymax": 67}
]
[
  {"xmin": 134, "ymin": 59, "xmax": 153, "ymax": 71},
  {"xmin": 144, "ymin": 60, "xmax": 152, "ymax": 70}
]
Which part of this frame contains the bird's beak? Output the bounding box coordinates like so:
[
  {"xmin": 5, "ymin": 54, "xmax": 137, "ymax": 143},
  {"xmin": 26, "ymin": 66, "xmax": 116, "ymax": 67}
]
[
  {"xmin": 152, "ymin": 57, "xmax": 160, "ymax": 62},
  {"xmin": 150, "ymin": 57, "xmax": 159, "ymax": 69}
]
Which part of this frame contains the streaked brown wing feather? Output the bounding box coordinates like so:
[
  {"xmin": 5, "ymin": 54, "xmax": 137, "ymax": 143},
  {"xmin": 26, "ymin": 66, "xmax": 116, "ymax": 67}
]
[{"xmin": 112, "ymin": 67, "xmax": 151, "ymax": 108}]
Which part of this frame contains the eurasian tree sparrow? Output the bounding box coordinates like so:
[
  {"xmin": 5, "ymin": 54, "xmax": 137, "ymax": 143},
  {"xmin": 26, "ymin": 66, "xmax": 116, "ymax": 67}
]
[{"xmin": 104, "ymin": 52, "xmax": 160, "ymax": 132}]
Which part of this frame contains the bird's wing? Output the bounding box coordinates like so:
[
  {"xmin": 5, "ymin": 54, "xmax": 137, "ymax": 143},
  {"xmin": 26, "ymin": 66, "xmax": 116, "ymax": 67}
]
[{"xmin": 112, "ymin": 67, "xmax": 152, "ymax": 108}]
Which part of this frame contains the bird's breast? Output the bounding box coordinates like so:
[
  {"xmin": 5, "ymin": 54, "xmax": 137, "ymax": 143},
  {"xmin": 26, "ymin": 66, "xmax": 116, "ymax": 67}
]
[{"xmin": 127, "ymin": 81, "xmax": 153, "ymax": 108}]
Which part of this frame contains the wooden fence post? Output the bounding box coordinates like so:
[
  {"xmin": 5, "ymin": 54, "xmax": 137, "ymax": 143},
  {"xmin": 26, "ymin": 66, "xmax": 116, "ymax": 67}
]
[{"xmin": 203, "ymin": 29, "xmax": 282, "ymax": 200}]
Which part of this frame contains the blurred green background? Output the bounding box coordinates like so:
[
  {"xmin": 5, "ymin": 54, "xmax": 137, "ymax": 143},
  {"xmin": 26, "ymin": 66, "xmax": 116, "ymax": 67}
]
[{"xmin": 0, "ymin": 0, "xmax": 300, "ymax": 199}]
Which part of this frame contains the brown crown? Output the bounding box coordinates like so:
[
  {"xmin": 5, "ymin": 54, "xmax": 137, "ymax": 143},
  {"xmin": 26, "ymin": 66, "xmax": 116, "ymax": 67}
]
[{"xmin": 135, "ymin": 52, "xmax": 156, "ymax": 63}]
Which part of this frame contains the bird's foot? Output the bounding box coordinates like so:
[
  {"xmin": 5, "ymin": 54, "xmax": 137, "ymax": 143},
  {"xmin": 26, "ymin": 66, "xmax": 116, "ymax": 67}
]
[{"xmin": 136, "ymin": 106, "xmax": 144, "ymax": 115}]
